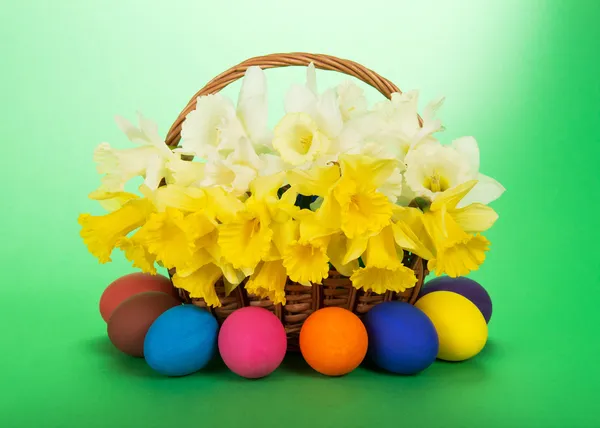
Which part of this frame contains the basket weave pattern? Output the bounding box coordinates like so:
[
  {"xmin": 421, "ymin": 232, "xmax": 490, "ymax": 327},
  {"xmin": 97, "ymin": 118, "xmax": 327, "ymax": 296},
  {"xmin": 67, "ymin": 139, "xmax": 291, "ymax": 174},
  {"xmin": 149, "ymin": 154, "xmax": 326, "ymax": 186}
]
[{"xmin": 165, "ymin": 53, "xmax": 429, "ymax": 350}]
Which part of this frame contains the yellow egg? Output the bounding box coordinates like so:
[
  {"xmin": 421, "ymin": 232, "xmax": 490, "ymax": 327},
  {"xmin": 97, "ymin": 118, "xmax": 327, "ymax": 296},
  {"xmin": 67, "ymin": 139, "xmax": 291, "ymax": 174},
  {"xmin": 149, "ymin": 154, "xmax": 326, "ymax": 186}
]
[{"xmin": 415, "ymin": 291, "xmax": 488, "ymax": 362}]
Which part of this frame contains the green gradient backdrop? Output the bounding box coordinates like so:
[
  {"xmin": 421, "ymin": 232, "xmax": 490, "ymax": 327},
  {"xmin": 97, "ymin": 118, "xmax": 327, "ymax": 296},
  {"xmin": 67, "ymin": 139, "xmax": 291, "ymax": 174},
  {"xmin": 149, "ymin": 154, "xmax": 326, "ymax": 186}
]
[{"xmin": 1, "ymin": 1, "xmax": 599, "ymax": 427}]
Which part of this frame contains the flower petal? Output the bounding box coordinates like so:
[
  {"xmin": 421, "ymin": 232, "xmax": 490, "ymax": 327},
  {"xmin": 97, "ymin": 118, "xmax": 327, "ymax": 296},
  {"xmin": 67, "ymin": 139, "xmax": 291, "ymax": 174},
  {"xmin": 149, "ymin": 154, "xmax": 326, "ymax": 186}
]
[
  {"xmin": 337, "ymin": 80, "xmax": 367, "ymax": 121},
  {"xmin": 334, "ymin": 176, "xmax": 392, "ymax": 239},
  {"xmin": 343, "ymin": 235, "xmax": 369, "ymax": 265},
  {"xmin": 172, "ymin": 263, "xmax": 222, "ymax": 307},
  {"xmin": 430, "ymin": 180, "xmax": 478, "ymax": 211},
  {"xmin": 180, "ymin": 94, "xmax": 236, "ymax": 158},
  {"xmin": 138, "ymin": 207, "xmax": 194, "ymax": 270},
  {"xmin": 287, "ymin": 164, "xmax": 340, "ymax": 197},
  {"xmin": 116, "ymin": 231, "xmax": 157, "ymax": 274},
  {"xmin": 451, "ymin": 136, "xmax": 480, "ymax": 175},
  {"xmin": 93, "ymin": 143, "xmax": 160, "ymax": 190},
  {"xmin": 457, "ymin": 173, "xmax": 506, "ymax": 207},
  {"xmin": 283, "ymin": 241, "xmax": 330, "ymax": 284},
  {"xmin": 88, "ymin": 188, "xmax": 139, "ymax": 212},
  {"xmin": 272, "ymin": 112, "xmax": 331, "ymax": 166},
  {"xmin": 237, "ymin": 66, "xmax": 271, "ymax": 146},
  {"xmin": 391, "ymin": 220, "xmax": 435, "ymax": 261},
  {"xmin": 427, "ymin": 234, "xmax": 490, "ymax": 278},
  {"xmin": 203, "ymin": 187, "xmax": 246, "ymax": 223},
  {"xmin": 245, "ymin": 260, "xmax": 288, "ymax": 305},
  {"xmin": 166, "ymin": 157, "xmax": 205, "ymax": 187},
  {"xmin": 78, "ymin": 198, "xmax": 154, "ymax": 263},
  {"xmin": 338, "ymin": 154, "xmax": 398, "ymax": 189},
  {"xmin": 328, "ymin": 233, "xmax": 360, "ymax": 277},
  {"xmin": 315, "ymin": 88, "xmax": 343, "ymax": 138},
  {"xmin": 147, "ymin": 184, "xmax": 207, "ymax": 213},
  {"xmin": 451, "ymin": 203, "xmax": 499, "ymax": 233},
  {"xmin": 350, "ymin": 264, "xmax": 417, "ymax": 294},
  {"xmin": 218, "ymin": 213, "xmax": 273, "ymax": 270},
  {"xmin": 306, "ymin": 62, "xmax": 318, "ymax": 95}
]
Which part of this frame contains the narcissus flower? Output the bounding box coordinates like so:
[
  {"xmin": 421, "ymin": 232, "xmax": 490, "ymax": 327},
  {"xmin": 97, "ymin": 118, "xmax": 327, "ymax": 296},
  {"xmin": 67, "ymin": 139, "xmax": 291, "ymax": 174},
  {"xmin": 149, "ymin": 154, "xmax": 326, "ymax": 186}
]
[
  {"xmin": 78, "ymin": 196, "xmax": 154, "ymax": 264},
  {"xmin": 421, "ymin": 180, "xmax": 498, "ymax": 277},
  {"xmin": 245, "ymin": 260, "xmax": 288, "ymax": 305},
  {"xmin": 350, "ymin": 225, "xmax": 417, "ymax": 293},
  {"xmin": 404, "ymin": 137, "xmax": 505, "ymax": 207},
  {"xmin": 172, "ymin": 263, "xmax": 223, "ymax": 307}
]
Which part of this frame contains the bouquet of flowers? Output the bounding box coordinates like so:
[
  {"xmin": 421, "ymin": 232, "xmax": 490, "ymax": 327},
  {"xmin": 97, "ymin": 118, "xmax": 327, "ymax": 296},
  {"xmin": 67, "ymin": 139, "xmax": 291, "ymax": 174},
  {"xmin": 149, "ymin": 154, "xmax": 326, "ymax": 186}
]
[{"xmin": 78, "ymin": 63, "xmax": 504, "ymax": 308}]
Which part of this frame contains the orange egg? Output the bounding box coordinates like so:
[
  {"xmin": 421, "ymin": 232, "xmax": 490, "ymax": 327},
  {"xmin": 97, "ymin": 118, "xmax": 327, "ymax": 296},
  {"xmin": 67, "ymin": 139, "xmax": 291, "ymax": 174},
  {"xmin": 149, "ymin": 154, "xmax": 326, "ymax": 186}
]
[{"xmin": 299, "ymin": 307, "xmax": 368, "ymax": 376}]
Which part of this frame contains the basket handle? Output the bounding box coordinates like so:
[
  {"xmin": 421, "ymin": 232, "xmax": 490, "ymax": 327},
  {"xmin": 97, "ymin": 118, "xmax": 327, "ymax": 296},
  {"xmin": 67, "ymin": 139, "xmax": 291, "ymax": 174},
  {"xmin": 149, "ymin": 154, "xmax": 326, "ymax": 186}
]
[{"xmin": 165, "ymin": 52, "xmax": 408, "ymax": 147}]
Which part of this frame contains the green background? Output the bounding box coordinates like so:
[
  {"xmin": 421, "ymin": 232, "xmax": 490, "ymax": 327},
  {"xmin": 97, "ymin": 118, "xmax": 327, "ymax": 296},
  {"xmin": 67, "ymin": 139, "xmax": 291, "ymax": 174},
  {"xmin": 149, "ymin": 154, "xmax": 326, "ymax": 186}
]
[{"xmin": 1, "ymin": 0, "xmax": 599, "ymax": 426}]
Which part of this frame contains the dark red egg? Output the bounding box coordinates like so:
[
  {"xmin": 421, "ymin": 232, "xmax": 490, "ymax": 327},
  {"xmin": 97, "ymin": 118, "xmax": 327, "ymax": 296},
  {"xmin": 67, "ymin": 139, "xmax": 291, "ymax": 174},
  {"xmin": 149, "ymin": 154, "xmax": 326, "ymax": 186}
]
[
  {"xmin": 107, "ymin": 291, "xmax": 181, "ymax": 357},
  {"xmin": 99, "ymin": 272, "xmax": 180, "ymax": 322}
]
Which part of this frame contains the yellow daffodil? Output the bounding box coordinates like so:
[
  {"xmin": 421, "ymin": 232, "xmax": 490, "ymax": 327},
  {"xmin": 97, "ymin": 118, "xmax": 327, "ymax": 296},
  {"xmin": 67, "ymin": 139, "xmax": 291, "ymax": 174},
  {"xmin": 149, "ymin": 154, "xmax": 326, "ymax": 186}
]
[
  {"xmin": 245, "ymin": 260, "xmax": 288, "ymax": 305},
  {"xmin": 421, "ymin": 180, "xmax": 498, "ymax": 277},
  {"xmin": 218, "ymin": 199, "xmax": 273, "ymax": 272},
  {"xmin": 116, "ymin": 230, "xmax": 157, "ymax": 274},
  {"xmin": 78, "ymin": 197, "xmax": 154, "ymax": 263},
  {"xmin": 175, "ymin": 212, "xmax": 219, "ymax": 276},
  {"xmin": 350, "ymin": 226, "xmax": 417, "ymax": 293},
  {"xmin": 135, "ymin": 207, "xmax": 194, "ymax": 270},
  {"xmin": 172, "ymin": 263, "xmax": 223, "ymax": 307},
  {"xmin": 286, "ymin": 155, "xmax": 396, "ymax": 239},
  {"xmin": 326, "ymin": 155, "xmax": 396, "ymax": 239},
  {"xmin": 283, "ymin": 239, "xmax": 330, "ymax": 285}
]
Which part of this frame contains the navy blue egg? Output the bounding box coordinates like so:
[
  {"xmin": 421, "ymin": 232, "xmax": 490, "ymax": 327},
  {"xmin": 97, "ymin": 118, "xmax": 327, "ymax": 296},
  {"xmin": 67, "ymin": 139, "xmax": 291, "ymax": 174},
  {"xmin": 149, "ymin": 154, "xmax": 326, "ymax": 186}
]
[
  {"xmin": 144, "ymin": 304, "xmax": 219, "ymax": 377},
  {"xmin": 364, "ymin": 301, "xmax": 439, "ymax": 375}
]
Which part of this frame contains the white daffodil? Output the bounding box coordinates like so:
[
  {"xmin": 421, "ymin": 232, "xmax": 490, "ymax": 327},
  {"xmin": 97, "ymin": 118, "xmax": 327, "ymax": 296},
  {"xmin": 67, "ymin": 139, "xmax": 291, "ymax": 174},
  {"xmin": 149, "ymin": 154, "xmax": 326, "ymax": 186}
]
[
  {"xmin": 273, "ymin": 63, "xmax": 344, "ymax": 166},
  {"xmin": 339, "ymin": 90, "xmax": 444, "ymax": 161},
  {"xmin": 336, "ymin": 80, "xmax": 368, "ymax": 121},
  {"xmin": 200, "ymin": 138, "xmax": 286, "ymax": 196},
  {"xmin": 94, "ymin": 112, "xmax": 175, "ymax": 191},
  {"xmin": 180, "ymin": 66, "xmax": 273, "ymax": 160},
  {"xmin": 404, "ymin": 137, "xmax": 505, "ymax": 207}
]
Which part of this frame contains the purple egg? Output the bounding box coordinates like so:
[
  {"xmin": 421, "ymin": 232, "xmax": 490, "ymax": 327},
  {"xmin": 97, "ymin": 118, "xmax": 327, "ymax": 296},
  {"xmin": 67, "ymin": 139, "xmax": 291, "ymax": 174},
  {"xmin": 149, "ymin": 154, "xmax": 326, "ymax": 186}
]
[{"xmin": 418, "ymin": 276, "xmax": 493, "ymax": 323}]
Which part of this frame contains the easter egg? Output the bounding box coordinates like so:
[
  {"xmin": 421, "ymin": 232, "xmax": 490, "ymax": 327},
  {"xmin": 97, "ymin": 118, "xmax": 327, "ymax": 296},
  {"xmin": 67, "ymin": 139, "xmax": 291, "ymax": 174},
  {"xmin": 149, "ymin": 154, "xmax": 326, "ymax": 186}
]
[
  {"xmin": 218, "ymin": 307, "xmax": 287, "ymax": 379},
  {"xmin": 99, "ymin": 272, "xmax": 180, "ymax": 322},
  {"xmin": 419, "ymin": 276, "xmax": 492, "ymax": 323},
  {"xmin": 364, "ymin": 301, "xmax": 439, "ymax": 375},
  {"xmin": 107, "ymin": 291, "xmax": 181, "ymax": 357},
  {"xmin": 144, "ymin": 305, "xmax": 219, "ymax": 376},
  {"xmin": 415, "ymin": 291, "xmax": 488, "ymax": 362},
  {"xmin": 299, "ymin": 307, "xmax": 368, "ymax": 376}
]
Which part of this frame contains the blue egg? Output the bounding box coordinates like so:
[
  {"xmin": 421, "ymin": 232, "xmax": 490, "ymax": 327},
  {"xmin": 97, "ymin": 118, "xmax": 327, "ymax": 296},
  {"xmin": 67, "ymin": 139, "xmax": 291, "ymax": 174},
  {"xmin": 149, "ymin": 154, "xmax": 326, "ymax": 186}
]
[
  {"xmin": 364, "ymin": 301, "xmax": 439, "ymax": 375},
  {"xmin": 144, "ymin": 304, "xmax": 219, "ymax": 377}
]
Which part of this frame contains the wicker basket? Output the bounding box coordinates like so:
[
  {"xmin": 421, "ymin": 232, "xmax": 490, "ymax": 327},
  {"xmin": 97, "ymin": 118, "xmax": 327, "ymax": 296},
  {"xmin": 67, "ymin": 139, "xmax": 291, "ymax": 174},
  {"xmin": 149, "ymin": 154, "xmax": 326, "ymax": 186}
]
[{"xmin": 164, "ymin": 52, "xmax": 429, "ymax": 350}]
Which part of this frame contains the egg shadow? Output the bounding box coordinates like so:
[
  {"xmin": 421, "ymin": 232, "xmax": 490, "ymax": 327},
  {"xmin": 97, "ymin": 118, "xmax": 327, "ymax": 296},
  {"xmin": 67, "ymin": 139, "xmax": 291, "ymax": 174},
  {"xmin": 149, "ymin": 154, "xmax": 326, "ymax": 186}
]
[
  {"xmin": 80, "ymin": 336, "xmax": 160, "ymax": 378},
  {"xmin": 478, "ymin": 339, "xmax": 501, "ymax": 358},
  {"xmin": 82, "ymin": 336, "xmax": 115, "ymax": 356},
  {"xmin": 427, "ymin": 356, "xmax": 489, "ymax": 385},
  {"xmin": 278, "ymin": 352, "xmax": 324, "ymax": 378}
]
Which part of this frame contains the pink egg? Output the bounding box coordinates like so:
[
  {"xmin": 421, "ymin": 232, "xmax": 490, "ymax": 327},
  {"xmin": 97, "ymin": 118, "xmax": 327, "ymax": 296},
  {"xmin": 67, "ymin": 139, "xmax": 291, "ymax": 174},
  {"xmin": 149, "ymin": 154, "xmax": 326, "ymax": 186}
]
[{"xmin": 218, "ymin": 307, "xmax": 287, "ymax": 379}]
